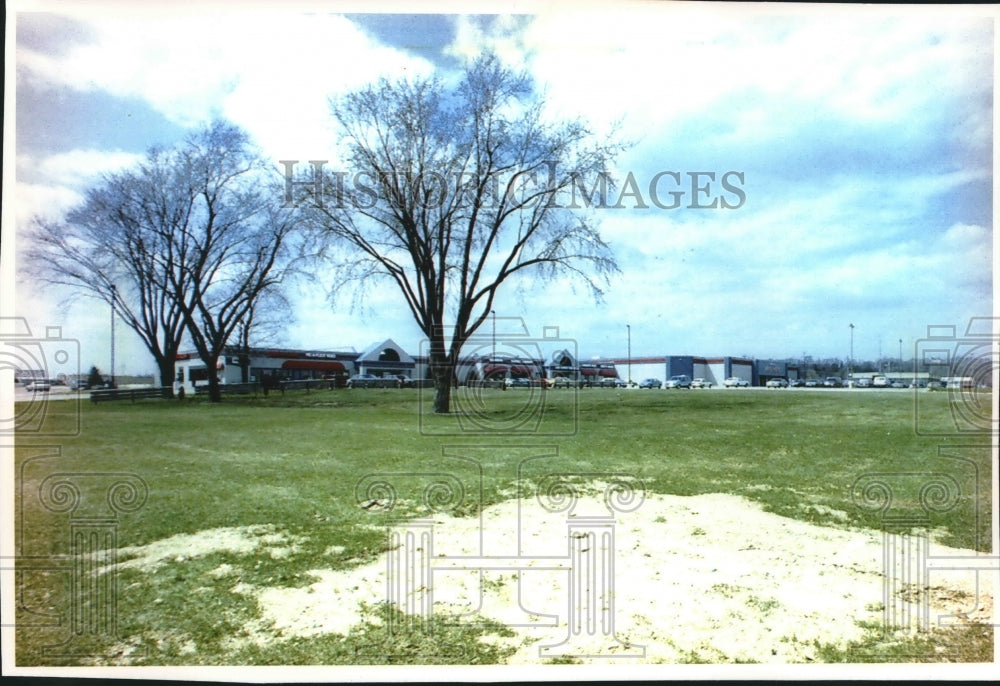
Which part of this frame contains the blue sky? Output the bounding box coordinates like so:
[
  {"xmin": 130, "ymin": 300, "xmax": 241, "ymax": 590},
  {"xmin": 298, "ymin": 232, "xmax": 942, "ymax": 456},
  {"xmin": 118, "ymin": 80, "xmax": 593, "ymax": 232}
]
[{"xmin": 3, "ymin": 2, "xmax": 995, "ymax": 376}]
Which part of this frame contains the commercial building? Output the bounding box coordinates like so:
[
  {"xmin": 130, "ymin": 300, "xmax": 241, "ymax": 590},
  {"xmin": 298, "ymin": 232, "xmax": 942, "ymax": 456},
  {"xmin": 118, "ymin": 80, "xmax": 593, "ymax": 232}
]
[
  {"xmin": 598, "ymin": 355, "xmax": 755, "ymax": 386},
  {"xmin": 173, "ymin": 337, "xmax": 814, "ymax": 393},
  {"xmin": 173, "ymin": 338, "xmax": 415, "ymax": 393}
]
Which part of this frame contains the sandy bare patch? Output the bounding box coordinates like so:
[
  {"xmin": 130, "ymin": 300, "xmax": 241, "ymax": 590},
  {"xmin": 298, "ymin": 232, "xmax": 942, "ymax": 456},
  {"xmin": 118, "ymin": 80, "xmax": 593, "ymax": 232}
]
[
  {"xmin": 113, "ymin": 524, "xmax": 302, "ymax": 572},
  {"xmin": 240, "ymin": 490, "xmax": 992, "ymax": 663}
]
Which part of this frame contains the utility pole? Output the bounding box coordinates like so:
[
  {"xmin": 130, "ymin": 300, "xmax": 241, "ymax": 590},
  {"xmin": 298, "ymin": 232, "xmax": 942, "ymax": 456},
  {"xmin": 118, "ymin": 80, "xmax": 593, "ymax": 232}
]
[
  {"xmin": 849, "ymin": 323, "xmax": 854, "ymax": 380},
  {"xmin": 627, "ymin": 324, "xmax": 631, "ymax": 386},
  {"xmin": 110, "ymin": 284, "xmax": 117, "ymax": 388}
]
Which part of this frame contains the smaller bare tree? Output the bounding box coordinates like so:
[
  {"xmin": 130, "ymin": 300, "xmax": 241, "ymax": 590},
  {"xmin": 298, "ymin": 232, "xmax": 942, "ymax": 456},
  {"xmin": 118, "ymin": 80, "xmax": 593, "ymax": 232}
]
[{"xmin": 168, "ymin": 121, "xmax": 301, "ymax": 402}]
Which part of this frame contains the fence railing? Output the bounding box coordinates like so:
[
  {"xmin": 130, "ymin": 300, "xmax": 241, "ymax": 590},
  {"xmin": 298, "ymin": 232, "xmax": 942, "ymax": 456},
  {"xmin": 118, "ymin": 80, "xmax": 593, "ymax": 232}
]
[{"xmin": 90, "ymin": 387, "xmax": 172, "ymax": 403}]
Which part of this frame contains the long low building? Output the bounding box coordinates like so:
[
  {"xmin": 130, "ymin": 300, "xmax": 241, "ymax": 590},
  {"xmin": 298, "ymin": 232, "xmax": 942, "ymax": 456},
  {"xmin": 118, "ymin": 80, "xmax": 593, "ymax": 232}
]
[
  {"xmin": 597, "ymin": 355, "xmax": 758, "ymax": 386},
  {"xmin": 173, "ymin": 338, "xmax": 416, "ymax": 393},
  {"xmin": 173, "ymin": 339, "xmax": 821, "ymax": 393}
]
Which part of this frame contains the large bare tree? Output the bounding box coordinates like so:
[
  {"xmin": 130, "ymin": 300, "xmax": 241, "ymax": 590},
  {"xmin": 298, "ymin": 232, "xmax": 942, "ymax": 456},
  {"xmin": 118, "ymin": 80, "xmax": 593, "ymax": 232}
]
[
  {"xmin": 26, "ymin": 150, "xmax": 191, "ymax": 393},
  {"xmin": 309, "ymin": 54, "xmax": 622, "ymax": 413},
  {"xmin": 27, "ymin": 121, "xmax": 300, "ymax": 402}
]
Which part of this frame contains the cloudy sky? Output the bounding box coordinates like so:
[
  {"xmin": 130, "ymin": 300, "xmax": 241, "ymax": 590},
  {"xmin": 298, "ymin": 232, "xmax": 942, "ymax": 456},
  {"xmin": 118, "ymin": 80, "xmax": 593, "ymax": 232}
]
[{"xmin": 3, "ymin": 1, "xmax": 995, "ymax": 376}]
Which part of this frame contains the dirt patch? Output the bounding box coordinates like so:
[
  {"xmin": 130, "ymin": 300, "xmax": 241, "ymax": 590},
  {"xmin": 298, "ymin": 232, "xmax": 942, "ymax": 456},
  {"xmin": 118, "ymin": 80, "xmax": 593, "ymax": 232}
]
[
  {"xmin": 122, "ymin": 492, "xmax": 993, "ymax": 663},
  {"xmin": 113, "ymin": 524, "xmax": 302, "ymax": 572}
]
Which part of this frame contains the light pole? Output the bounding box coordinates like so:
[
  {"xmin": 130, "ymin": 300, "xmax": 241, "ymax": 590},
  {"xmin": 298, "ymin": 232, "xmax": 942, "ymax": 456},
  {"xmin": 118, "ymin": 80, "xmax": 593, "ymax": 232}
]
[
  {"xmin": 849, "ymin": 323, "xmax": 854, "ymax": 381},
  {"xmin": 491, "ymin": 310, "xmax": 496, "ymax": 361},
  {"xmin": 110, "ymin": 284, "xmax": 117, "ymax": 388},
  {"xmin": 627, "ymin": 324, "xmax": 631, "ymax": 385},
  {"xmin": 899, "ymin": 338, "xmax": 903, "ymax": 374}
]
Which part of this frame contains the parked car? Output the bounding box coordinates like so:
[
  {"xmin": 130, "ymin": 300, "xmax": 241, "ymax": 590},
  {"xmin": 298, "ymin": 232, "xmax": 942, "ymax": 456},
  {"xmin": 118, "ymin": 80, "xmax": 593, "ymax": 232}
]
[
  {"xmin": 690, "ymin": 378, "xmax": 713, "ymax": 389},
  {"xmin": 872, "ymin": 376, "xmax": 889, "ymax": 388},
  {"xmin": 69, "ymin": 379, "xmax": 90, "ymax": 391},
  {"xmin": 789, "ymin": 379, "xmax": 805, "ymax": 387},
  {"xmin": 638, "ymin": 378, "xmax": 662, "ymax": 389},
  {"xmin": 346, "ymin": 373, "xmax": 379, "ymax": 388},
  {"xmin": 890, "ymin": 379, "xmax": 908, "ymax": 389},
  {"xmin": 854, "ymin": 378, "xmax": 872, "ymax": 388},
  {"xmin": 724, "ymin": 377, "xmax": 750, "ymax": 388},
  {"xmin": 766, "ymin": 378, "xmax": 789, "ymax": 388},
  {"xmin": 26, "ymin": 380, "xmax": 52, "ymax": 392},
  {"xmin": 823, "ymin": 377, "xmax": 843, "ymax": 387},
  {"xmin": 395, "ymin": 375, "xmax": 415, "ymax": 388},
  {"xmin": 927, "ymin": 380, "xmax": 946, "ymax": 391},
  {"xmin": 664, "ymin": 375, "xmax": 692, "ymax": 389},
  {"xmin": 804, "ymin": 379, "xmax": 821, "ymax": 388},
  {"xmin": 504, "ymin": 376, "xmax": 531, "ymax": 388}
]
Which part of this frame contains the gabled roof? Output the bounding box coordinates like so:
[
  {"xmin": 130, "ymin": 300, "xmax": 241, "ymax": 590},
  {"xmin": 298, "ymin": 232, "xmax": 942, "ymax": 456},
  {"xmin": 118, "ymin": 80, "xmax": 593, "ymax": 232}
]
[
  {"xmin": 548, "ymin": 348, "xmax": 578, "ymax": 368},
  {"xmin": 356, "ymin": 338, "xmax": 415, "ymax": 364}
]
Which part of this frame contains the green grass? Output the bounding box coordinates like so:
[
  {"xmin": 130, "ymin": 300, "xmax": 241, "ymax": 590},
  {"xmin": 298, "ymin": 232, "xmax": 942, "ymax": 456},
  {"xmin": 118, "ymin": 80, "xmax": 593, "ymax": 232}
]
[{"xmin": 14, "ymin": 387, "xmax": 994, "ymax": 664}]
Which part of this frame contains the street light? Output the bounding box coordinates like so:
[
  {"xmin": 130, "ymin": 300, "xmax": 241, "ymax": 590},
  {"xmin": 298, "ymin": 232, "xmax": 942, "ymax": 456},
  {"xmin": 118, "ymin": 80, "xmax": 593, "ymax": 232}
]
[
  {"xmin": 491, "ymin": 310, "xmax": 496, "ymax": 361},
  {"xmin": 849, "ymin": 323, "xmax": 854, "ymax": 380},
  {"xmin": 627, "ymin": 324, "xmax": 631, "ymax": 385},
  {"xmin": 110, "ymin": 284, "xmax": 117, "ymax": 388},
  {"xmin": 899, "ymin": 338, "xmax": 903, "ymax": 373}
]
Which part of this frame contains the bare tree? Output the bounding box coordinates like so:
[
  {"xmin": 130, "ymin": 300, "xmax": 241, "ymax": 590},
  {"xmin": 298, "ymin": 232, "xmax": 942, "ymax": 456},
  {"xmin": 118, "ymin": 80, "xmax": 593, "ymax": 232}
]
[
  {"xmin": 25, "ymin": 151, "xmax": 191, "ymax": 394},
  {"xmin": 168, "ymin": 121, "xmax": 300, "ymax": 402},
  {"xmin": 309, "ymin": 53, "xmax": 622, "ymax": 413},
  {"xmin": 26, "ymin": 120, "xmax": 301, "ymax": 402}
]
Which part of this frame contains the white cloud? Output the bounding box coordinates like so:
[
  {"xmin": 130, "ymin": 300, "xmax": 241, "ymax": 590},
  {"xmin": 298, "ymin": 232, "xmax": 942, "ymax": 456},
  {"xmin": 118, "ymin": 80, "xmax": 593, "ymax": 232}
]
[
  {"xmin": 17, "ymin": 9, "xmax": 436, "ymax": 159},
  {"xmin": 18, "ymin": 149, "xmax": 143, "ymax": 188},
  {"xmin": 12, "ymin": 182, "xmax": 83, "ymax": 223},
  {"xmin": 491, "ymin": 8, "xmax": 993, "ymax": 143}
]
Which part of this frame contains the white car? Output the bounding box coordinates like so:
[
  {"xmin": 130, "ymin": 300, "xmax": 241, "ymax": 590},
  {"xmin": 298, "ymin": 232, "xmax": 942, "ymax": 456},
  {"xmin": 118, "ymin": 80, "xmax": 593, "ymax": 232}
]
[
  {"xmin": 872, "ymin": 376, "xmax": 889, "ymax": 387},
  {"xmin": 26, "ymin": 380, "xmax": 52, "ymax": 392},
  {"xmin": 345, "ymin": 373, "xmax": 380, "ymax": 388},
  {"xmin": 690, "ymin": 378, "xmax": 713, "ymax": 389},
  {"xmin": 724, "ymin": 377, "xmax": 750, "ymax": 388},
  {"xmin": 664, "ymin": 375, "xmax": 692, "ymax": 389}
]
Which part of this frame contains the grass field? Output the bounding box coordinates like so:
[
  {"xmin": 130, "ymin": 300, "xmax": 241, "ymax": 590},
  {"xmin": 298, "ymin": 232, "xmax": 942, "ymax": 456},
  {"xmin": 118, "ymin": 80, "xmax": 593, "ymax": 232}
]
[{"xmin": 13, "ymin": 386, "xmax": 995, "ymax": 665}]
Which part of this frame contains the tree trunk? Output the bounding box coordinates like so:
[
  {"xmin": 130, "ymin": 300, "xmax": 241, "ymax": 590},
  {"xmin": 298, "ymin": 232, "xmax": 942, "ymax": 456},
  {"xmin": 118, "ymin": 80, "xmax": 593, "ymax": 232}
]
[
  {"xmin": 206, "ymin": 356, "xmax": 223, "ymax": 403},
  {"xmin": 156, "ymin": 357, "xmax": 176, "ymax": 398},
  {"xmin": 429, "ymin": 336, "xmax": 451, "ymax": 413}
]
